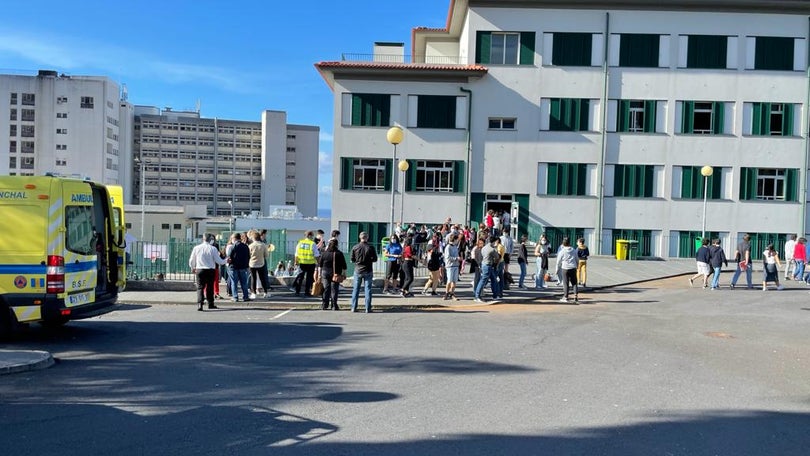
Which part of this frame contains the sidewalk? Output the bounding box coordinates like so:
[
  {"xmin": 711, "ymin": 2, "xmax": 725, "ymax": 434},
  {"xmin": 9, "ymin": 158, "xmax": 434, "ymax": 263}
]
[
  {"xmin": 1, "ymin": 256, "xmax": 694, "ymax": 375},
  {"xmin": 117, "ymin": 256, "xmax": 697, "ymax": 309}
]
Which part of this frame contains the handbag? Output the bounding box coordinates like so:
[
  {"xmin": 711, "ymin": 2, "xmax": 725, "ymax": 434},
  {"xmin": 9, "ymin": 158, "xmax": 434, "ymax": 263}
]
[
  {"xmin": 332, "ymin": 254, "xmax": 346, "ymax": 283},
  {"xmin": 311, "ymin": 280, "xmax": 324, "ymax": 296}
]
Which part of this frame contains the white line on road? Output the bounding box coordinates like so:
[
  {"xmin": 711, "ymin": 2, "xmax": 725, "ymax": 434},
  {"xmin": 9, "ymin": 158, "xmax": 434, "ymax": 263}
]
[{"xmin": 271, "ymin": 309, "xmax": 293, "ymax": 320}]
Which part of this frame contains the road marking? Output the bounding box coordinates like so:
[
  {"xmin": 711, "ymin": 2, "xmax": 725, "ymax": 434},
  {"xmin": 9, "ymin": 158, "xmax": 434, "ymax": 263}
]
[{"xmin": 271, "ymin": 309, "xmax": 293, "ymax": 320}]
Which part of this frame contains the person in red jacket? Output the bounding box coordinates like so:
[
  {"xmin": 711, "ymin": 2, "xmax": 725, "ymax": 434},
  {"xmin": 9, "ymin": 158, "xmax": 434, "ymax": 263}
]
[{"xmin": 792, "ymin": 237, "xmax": 807, "ymax": 280}]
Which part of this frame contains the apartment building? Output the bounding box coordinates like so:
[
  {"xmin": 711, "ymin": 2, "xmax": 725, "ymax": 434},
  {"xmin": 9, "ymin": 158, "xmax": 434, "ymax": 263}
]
[
  {"xmin": 132, "ymin": 107, "xmax": 319, "ymax": 218},
  {"xmin": 0, "ymin": 70, "xmax": 124, "ymax": 183},
  {"xmin": 317, "ymin": 0, "xmax": 810, "ymax": 258}
]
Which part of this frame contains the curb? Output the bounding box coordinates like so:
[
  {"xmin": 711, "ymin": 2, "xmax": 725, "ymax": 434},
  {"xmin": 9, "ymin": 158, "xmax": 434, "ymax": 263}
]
[{"xmin": 0, "ymin": 350, "xmax": 55, "ymax": 375}]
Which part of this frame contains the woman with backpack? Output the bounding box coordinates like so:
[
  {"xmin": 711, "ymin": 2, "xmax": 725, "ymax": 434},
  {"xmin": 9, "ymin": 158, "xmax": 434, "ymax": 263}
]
[{"xmin": 422, "ymin": 244, "xmax": 443, "ymax": 296}]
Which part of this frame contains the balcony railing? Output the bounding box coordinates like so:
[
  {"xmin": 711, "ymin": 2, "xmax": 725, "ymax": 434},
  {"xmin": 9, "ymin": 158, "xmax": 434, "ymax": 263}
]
[{"xmin": 340, "ymin": 53, "xmax": 464, "ymax": 65}]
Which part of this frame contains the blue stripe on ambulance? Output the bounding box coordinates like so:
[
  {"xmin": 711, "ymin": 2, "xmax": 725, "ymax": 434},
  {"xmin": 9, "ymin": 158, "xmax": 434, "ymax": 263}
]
[{"xmin": 0, "ymin": 261, "xmax": 97, "ymax": 274}]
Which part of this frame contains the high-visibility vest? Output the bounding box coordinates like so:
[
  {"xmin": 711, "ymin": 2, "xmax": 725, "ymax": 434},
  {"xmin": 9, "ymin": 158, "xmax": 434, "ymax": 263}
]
[{"xmin": 296, "ymin": 238, "xmax": 316, "ymax": 264}]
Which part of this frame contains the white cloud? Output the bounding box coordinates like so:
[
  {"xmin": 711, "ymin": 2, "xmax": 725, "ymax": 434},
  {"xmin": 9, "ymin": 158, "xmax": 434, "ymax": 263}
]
[
  {"xmin": 318, "ymin": 151, "xmax": 333, "ymax": 173},
  {"xmin": 0, "ymin": 29, "xmax": 258, "ymax": 93},
  {"xmin": 319, "ymin": 185, "xmax": 332, "ymax": 196},
  {"xmin": 319, "ymin": 131, "xmax": 333, "ymax": 143}
]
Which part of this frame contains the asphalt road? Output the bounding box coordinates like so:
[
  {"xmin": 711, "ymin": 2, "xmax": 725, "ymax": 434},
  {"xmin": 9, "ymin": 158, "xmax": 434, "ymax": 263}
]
[{"xmin": 1, "ymin": 277, "xmax": 809, "ymax": 455}]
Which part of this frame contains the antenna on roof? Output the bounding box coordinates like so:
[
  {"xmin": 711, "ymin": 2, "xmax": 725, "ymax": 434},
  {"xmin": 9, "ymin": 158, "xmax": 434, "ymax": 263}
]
[{"xmin": 196, "ymin": 99, "xmax": 201, "ymax": 113}]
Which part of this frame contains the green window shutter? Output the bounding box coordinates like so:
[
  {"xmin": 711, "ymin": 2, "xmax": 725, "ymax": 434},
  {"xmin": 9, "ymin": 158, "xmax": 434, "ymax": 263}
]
[
  {"xmin": 681, "ymin": 166, "xmax": 695, "ymax": 198},
  {"xmin": 406, "ymin": 159, "xmax": 417, "ymax": 191},
  {"xmin": 740, "ymin": 167, "xmax": 757, "ymax": 200},
  {"xmin": 783, "ymin": 104, "xmax": 794, "ymax": 136},
  {"xmin": 453, "ymin": 161, "xmax": 465, "ymax": 193},
  {"xmin": 519, "ymin": 32, "xmax": 535, "ymax": 65},
  {"xmin": 619, "ymin": 34, "xmax": 659, "ymax": 68},
  {"xmin": 340, "ymin": 158, "xmax": 353, "ymax": 190},
  {"xmin": 575, "ymin": 163, "xmax": 587, "ymax": 195},
  {"xmin": 710, "ymin": 168, "xmax": 722, "ymax": 199},
  {"xmin": 755, "ymin": 37, "xmax": 794, "ymax": 71},
  {"xmin": 643, "ymin": 165, "xmax": 654, "ymax": 197},
  {"xmin": 761, "ymin": 103, "xmax": 772, "ymax": 135},
  {"xmin": 687, "ymin": 35, "xmax": 727, "ymax": 69},
  {"xmin": 351, "ymin": 95, "xmax": 362, "ymax": 126},
  {"xmin": 577, "ymin": 99, "xmax": 590, "ymax": 131},
  {"xmin": 682, "ymin": 101, "xmax": 695, "ymax": 134},
  {"xmin": 614, "ymin": 165, "xmax": 625, "ymax": 196},
  {"xmin": 644, "ymin": 100, "xmax": 657, "ymax": 133},
  {"xmin": 417, "ymin": 96, "xmax": 456, "ymax": 129},
  {"xmin": 550, "ymin": 98, "xmax": 563, "ymax": 131},
  {"xmin": 786, "ymin": 168, "xmax": 798, "ymax": 202},
  {"xmin": 553, "ymin": 33, "xmax": 592, "ymax": 66},
  {"xmin": 713, "ymin": 102, "xmax": 725, "ymax": 134},
  {"xmin": 752, "ymin": 103, "xmax": 763, "ymax": 135},
  {"xmin": 476, "ymin": 32, "xmax": 492, "ymax": 64},
  {"xmin": 470, "ymin": 193, "xmax": 485, "ymax": 227},
  {"xmin": 547, "ymin": 163, "xmax": 560, "ymax": 194},
  {"xmin": 563, "ymin": 98, "xmax": 574, "ymax": 130},
  {"xmin": 383, "ymin": 159, "xmax": 392, "ymax": 191},
  {"xmin": 618, "ymin": 100, "xmax": 630, "ymax": 132}
]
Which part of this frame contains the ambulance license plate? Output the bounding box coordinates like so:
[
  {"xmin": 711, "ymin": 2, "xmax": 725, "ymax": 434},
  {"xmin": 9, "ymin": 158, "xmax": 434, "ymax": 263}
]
[{"xmin": 67, "ymin": 291, "xmax": 93, "ymax": 306}]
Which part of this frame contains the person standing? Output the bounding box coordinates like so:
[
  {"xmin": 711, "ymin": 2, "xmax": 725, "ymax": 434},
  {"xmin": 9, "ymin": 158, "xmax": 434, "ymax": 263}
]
[
  {"xmin": 226, "ymin": 232, "xmax": 251, "ymax": 302},
  {"xmin": 350, "ymin": 232, "xmax": 378, "ymax": 313},
  {"xmin": 730, "ymin": 234, "xmax": 754, "ymax": 289},
  {"xmin": 576, "ymin": 238, "xmax": 590, "ymax": 288},
  {"xmin": 784, "ymin": 234, "xmax": 797, "ymax": 280},
  {"xmin": 474, "ymin": 236, "xmax": 502, "ymax": 303},
  {"xmin": 689, "ymin": 238, "xmax": 711, "ymax": 289},
  {"xmin": 382, "ymin": 235, "xmax": 402, "ymax": 294},
  {"xmin": 534, "ymin": 234, "xmax": 550, "ymax": 289},
  {"xmin": 558, "ymin": 238, "xmax": 578, "ymax": 303},
  {"xmin": 422, "ymin": 244, "xmax": 443, "ymax": 296},
  {"xmin": 792, "ymin": 237, "xmax": 806, "ymax": 281},
  {"xmin": 470, "ymin": 237, "xmax": 484, "ymax": 291},
  {"xmin": 189, "ymin": 233, "xmax": 227, "ymax": 311},
  {"xmin": 400, "ymin": 237, "xmax": 415, "ymax": 297},
  {"xmin": 443, "ymin": 234, "xmax": 461, "ymax": 300},
  {"xmin": 293, "ymin": 231, "xmax": 318, "ymax": 297},
  {"xmin": 708, "ymin": 239, "xmax": 728, "ymax": 290},
  {"xmin": 516, "ymin": 234, "xmax": 529, "ymax": 289},
  {"xmin": 762, "ymin": 244, "xmax": 783, "ymax": 290},
  {"xmin": 248, "ymin": 231, "xmax": 270, "ymax": 299},
  {"xmin": 316, "ymin": 238, "xmax": 347, "ymax": 311}
]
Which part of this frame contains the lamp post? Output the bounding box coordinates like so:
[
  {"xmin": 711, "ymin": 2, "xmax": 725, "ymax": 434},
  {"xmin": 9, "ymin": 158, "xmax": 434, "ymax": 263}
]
[
  {"xmin": 133, "ymin": 157, "xmax": 149, "ymax": 240},
  {"xmin": 398, "ymin": 159, "xmax": 410, "ymax": 226},
  {"xmin": 227, "ymin": 200, "xmax": 234, "ymax": 232},
  {"xmin": 386, "ymin": 126, "xmax": 404, "ymax": 235},
  {"xmin": 701, "ymin": 165, "xmax": 714, "ymax": 240}
]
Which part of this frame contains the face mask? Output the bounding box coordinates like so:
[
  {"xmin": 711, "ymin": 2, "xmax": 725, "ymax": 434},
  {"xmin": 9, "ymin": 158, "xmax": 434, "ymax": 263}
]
[{"xmin": 209, "ymin": 239, "xmax": 215, "ymax": 245}]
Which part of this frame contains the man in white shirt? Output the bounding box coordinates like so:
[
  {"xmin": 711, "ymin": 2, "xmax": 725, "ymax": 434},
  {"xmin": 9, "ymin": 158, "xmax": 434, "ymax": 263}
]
[
  {"xmin": 189, "ymin": 233, "xmax": 227, "ymax": 311},
  {"xmin": 784, "ymin": 234, "xmax": 797, "ymax": 280}
]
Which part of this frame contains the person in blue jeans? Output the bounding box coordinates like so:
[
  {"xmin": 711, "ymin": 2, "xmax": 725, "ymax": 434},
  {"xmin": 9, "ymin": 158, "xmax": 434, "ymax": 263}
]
[
  {"xmin": 708, "ymin": 238, "xmax": 728, "ymax": 290},
  {"xmin": 474, "ymin": 236, "xmax": 502, "ymax": 303},
  {"xmin": 730, "ymin": 234, "xmax": 753, "ymax": 289},
  {"xmin": 350, "ymin": 231, "xmax": 378, "ymax": 313}
]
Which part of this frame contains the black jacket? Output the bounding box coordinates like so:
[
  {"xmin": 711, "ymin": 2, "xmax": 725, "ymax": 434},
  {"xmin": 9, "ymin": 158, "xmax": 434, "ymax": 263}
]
[
  {"xmin": 708, "ymin": 245, "xmax": 728, "ymax": 268},
  {"xmin": 228, "ymin": 242, "xmax": 250, "ymax": 269},
  {"xmin": 318, "ymin": 250, "xmax": 347, "ymax": 277},
  {"xmin": 351, "ymin": 242, "xmax": 378, "ymax": 274}
]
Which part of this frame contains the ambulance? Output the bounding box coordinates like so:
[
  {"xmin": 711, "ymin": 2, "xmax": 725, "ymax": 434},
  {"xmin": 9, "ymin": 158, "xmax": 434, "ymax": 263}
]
[{"xmin": 0, "ymin": 175, "xmax": 127, "ymax": 334}]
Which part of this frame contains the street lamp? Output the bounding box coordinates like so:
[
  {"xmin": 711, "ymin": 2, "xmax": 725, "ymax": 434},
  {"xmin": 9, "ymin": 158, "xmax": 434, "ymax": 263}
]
[
  {"xmin": 227, "ymin": 200, "xmax": 234, "ymax": 232},
  {"xmin": 133, "ymin": 157, "xmax": 149, "ymax": 239},
  {"xmin": 701, "ymin": 165, "xmax": 714, "ymax": 240},
  {"xmin": 398, "ymin": 159, "xmax": 409, "ymax": 227},
  {"xmin": 386, "ymin": 126, "xmax": 404, "ymax": 235}
]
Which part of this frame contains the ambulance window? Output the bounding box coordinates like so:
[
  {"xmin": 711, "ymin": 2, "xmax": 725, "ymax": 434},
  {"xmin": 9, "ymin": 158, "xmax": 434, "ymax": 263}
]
[{"xmin": 66, "ymin": 206, "xmax": 95, "ymax": 255}]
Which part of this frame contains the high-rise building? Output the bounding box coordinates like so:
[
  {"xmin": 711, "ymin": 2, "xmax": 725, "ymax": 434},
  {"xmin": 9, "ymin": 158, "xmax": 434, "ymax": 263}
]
[
  {"xmin": 0, "ymin": 70, "xmax": 125, "ymax": 182},
  {"xmin": 317, "ymin": 0, "xmax": 810, "ymax": 258},
  {"xmin": 132, "ymin": 107, "xmax": 318, "ymax": 218}
]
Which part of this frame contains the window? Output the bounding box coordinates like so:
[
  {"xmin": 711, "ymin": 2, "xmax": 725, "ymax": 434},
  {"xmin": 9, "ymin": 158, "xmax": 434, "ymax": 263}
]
[
  {"xmin": 56, "ymin": 112, "xmax": 67, "ymax": 119},
  {"xmin": 740, "ymin": 168, "xmax": 798, "ymax": 201},
  {"xmin": 21, "ymin": 125, "xmax": 34, "ymax": 137},
  {"xmin": 56, "ymin": 96, "xmax": 67, "ymax": 103},
  {"xmin": 552, "ymin": 33, "xmax": 592, "ymax": 66},
  {"xmin": 161, "ymin": 224, "xmax": 170, "ymax": 230},
  {"xmin": 56, "ymin": 144, "xmax": 67, "ymax": 150},
  {"xmin": 21, "ymin": 109, "xmax": 34, "ymax": 122},
  {"xmin": 686, "ymin": 35, "xmax": 727, "ymax": 69},
  {"xmin": 21, "ymin": 93, "xmax": 35, "ymax": 106},
  {"xmin": 681, "ymin": 101, "xmax": 724, "ymax": 134},
  {"xmin": 755, "ymin": 36, "xmax": 794, "ymax": 71},
  {"xmin": 9, "ymin": 157, "xmax": 16, "ymax": 168},
  {"xmin": 340, "ymin": 158, "xmax": 391, "ymax": 191},
  {"xmin": 350, "ymin": 93, "xmax": 390, "ymax": 127},
  {"xmin": 680, "ymin": 166, "xmax": 722, "ymax": 199},
  {"xmin": 9, "ymin": 125, "xmax": 16, "ymax": 137},
  {"xmin": 405, "ymin": 160, "xmax": 464, "ymax": 193},
  {"xmin": 612, "ymin": 229, "xmax": 652, "ymax": 257},
  {"xmin": 544, "ymin": 227, "xmax": 585, "ymax": 250},
  {"xmin": 9, "ymin": 109, "xmax": 16, "ymax": 121},
  {"xmin": 488, "ymin": 118, "xmax": 516, "ymax": 130},
  {"xmin": 417, "ymin": 95, "xmax": 457, "ymax": 129},
  {"xmin": 56, "ymin": 159, "xmax": 67, "ymax": 166},
  {"xmin": 475, "ymin": 31, "xmax": 535, "ymax": 65},
  {"xmin": 619, "ymin": 34, "xmax": 660, "ymax": 68},
  {"xmin": 614, "ymin": 164, "xmax": 654, "ymax": 197},
  {"xmin": 751, "ymin": 102, "xmax": 794, "ymax": 136},
  {"xmin": 81, "ymin": 96, "xmax": 94, "ymax": 108},
  {"xmin": 21, "ymin": 141, "xmax": 34, "ymax": 153},
  {"xmin": 9, "ymin": 141, "xmax": 16, "ymax": 153},
  {"xmin": 10, "ymin": 93, "xmax": 17, "ymax": 105},
  {"xmin": 617, "ymin": 100, "xmax": 657, "ymax": 133},
  {"xmin": 56, "ymin": 128, "xmax": 67, "ymax": 134},
  {"xmin": 21, "ymin": 156, "xmax": 34, "ymax": 169},
  {"xmin": 547, "ymin": 163, "xmax": 587, "ymax": 196},
  {"xmin": 549, "ymin": 98, "xmax": 590, "ymax": 132}
]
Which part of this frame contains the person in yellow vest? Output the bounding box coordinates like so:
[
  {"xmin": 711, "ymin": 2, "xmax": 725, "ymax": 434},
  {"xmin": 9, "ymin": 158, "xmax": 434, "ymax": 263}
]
[{"xmin": 293, "ymin": 230, "xmax": 319, "ymax": 296}]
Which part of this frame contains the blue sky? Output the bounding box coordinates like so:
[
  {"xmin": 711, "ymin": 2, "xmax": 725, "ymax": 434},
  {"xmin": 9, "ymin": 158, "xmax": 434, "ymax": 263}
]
[{"xmin": 0, "ymin": 0, "xmax": 449, "ymax": 213}]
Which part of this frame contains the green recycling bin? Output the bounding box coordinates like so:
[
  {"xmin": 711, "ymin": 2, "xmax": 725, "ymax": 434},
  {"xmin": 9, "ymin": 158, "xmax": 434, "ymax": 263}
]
[
  {"xmin": 381, "ymin": 236, "xmax": 390, "ymax": 252},
  {"xmin": 694, "ymin": 237, "xmax": 703, "ymax": 252},
  {"xmin": 615, "ymin": 239, "xmax": 629, "ymax": 260},
  {"xmin": 627, "ymin": 240, "xmax": 639, "ymax": 260}
]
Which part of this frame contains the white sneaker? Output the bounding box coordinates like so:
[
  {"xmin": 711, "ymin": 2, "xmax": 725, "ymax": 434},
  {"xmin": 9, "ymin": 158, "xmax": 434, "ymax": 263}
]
[
  {"xmin": 473, "ymin": 298, "xmax": 484, "ymax": 303},
  {"xmin": 777, "ymin": 285, "xmax": 784, "ymax": 290},
  {"xmin": 762, "ymin": 286, "xmax": 767, "ymax": 291},
  {"xmin": 559, "ymin": 297, "xmax": 569, "ymax": 303},
  {"xmin": 249, "ymin": 293, "xmax": 257, "ymax": 300}
]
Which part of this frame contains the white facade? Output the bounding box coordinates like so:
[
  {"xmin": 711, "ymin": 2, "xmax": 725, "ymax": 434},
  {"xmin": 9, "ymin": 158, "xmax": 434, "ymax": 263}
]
[
  {"xmin": 0, "ymin": 70, "xmax": 125, "ymax": 183},
  {"xmin": 133, "ymin": 107, "xmax": 319, "ymax": 218},
  {"xmin": 317, "ymin": 0, "xmax": 810, "ymax": 258}
]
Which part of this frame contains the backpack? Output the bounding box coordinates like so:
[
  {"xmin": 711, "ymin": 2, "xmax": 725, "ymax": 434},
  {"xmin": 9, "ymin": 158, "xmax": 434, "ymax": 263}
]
[{"xmin": 427, "ymin": 250, "xmax": 442, "ymax": 271}]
